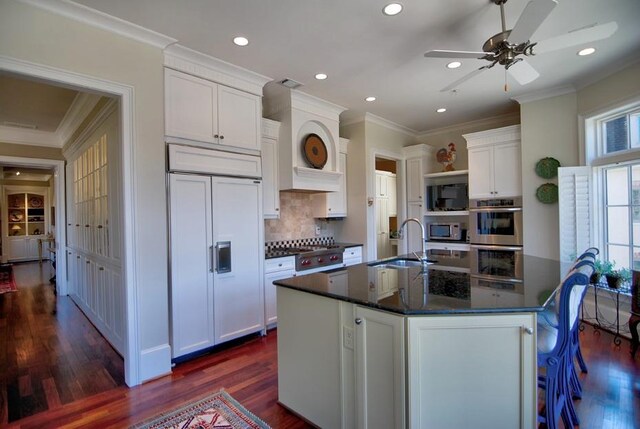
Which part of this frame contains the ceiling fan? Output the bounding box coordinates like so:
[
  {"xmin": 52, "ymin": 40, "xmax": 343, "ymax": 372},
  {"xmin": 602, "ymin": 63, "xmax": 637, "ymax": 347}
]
[{"xmin": 424, "ymin": 0, "xmax": 618, "ymax": 91}]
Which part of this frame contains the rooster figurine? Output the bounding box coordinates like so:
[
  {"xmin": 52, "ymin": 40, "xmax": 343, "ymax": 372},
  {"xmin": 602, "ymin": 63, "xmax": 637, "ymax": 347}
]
[{"xmin": 436, "ymin": 143, "xmax": 457, "ymax": 172}]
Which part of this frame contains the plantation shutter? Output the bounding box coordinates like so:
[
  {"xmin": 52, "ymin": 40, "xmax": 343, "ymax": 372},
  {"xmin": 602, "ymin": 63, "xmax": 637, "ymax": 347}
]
[{"xmin": 558, "ymin": 167, "xmax": 593, "ymax": 262}]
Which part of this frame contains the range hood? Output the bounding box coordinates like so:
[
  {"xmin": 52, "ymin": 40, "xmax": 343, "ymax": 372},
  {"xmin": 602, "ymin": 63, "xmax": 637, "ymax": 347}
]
[{"xmin": 263, "ymin": 82, "xmax": 346, "ymax": 192}]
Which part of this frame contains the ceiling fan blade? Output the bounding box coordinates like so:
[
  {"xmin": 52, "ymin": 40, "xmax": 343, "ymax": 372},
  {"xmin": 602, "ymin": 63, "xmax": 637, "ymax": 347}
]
[
  {"xmin": 534, "ymin": 21, "xmax": 618, "ymax": 54},
  {"xmin": 508, "ymin": 0, "xmax": 558, "ymax": 46},
  {"xmin": 440, "ymin": 67, "xmax": 487, "ymax": 92},
  {"xmin": 507, "ymin": 59, "xmax": 540, "ymax": 85},
  {"xmin": 424, "ymin": 50, "xmax": 486, "ymax": 59}
]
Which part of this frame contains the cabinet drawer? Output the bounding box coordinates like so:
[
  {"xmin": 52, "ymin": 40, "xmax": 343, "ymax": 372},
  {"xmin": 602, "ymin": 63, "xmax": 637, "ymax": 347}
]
[
  {"xmin": 265, "ymin": 256, "xmax": 295, "ymax": 273},
  {"xmin": 168, "ymin": 144, "xmax": 262, "ymax": 178},
  {"xmin": 343, "ymin": 246, "xmax": 362, "ymax": 260}
]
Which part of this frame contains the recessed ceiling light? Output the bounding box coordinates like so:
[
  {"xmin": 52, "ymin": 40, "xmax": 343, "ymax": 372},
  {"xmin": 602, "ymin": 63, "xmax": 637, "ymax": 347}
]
[
  {"xmin": 436, "ymin": 108, "xmax": 447, "ymax": 113},
  {"xmin": 233, "ymin": 36, "xmax": 249, "ymax": 46},
  {"xmin": 446, "ymin": 61, "xmax": 462, "ymax": 69},
  {"xmin": 577, "ymin": 47, "xmax": 596, "ymax": 56},
  {"xmin": 365, "ymin": 96, "xmax": 376, "ymax": 102},
  {"xmin": 382, "ymin": 3, "xmax": 403, "ymax": 16},
  {"xmin": 15, "ymin": 171, "xmax": 20, "ymax": 176},
  {"xmin": 315, "ymin": 73, "xmax": 328, "ymax": 80}
]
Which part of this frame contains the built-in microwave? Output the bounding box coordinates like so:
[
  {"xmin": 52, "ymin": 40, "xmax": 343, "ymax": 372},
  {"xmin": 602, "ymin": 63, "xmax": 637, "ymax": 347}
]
[
  {"xmin": 427, "ymin": 222, "xmax": 464, "ymax": 241},
  {"xmin": 426, "ymin": 183, "xmax": 468, "ymax": 212}
]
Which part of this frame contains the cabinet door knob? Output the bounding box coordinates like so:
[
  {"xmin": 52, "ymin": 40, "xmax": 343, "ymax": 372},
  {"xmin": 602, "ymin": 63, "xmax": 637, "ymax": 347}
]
[
  {"xmin": 99, "ymin": 267, "xmax": 104, "ymax": 271},
  {"xmin": 97, "ymin": 225, "xmax": 103, "ymax": 229},
  {"xmin": 275, "ymin": 208, "xmax": 279, "ymax": 211},
  {"xmin": 219, "ymin": 135, "xmax": 224, "ymax": 140},
  {"xmin": 85, "ymin": 224, "xmax": 90, "ymax": 227},
  {"xmin": 355, "ymin": 318, "xmax": 362, "ymax": 325},
  {"xmin": 214, "ymin": 134, "xmax": 219, "ymax": 139},
  {"xmin": 522, "ymin": 327, "xmax": 533, "ymax": 335},
  {"xmin": 86, "ymin": 260, "xmax": 90, "ymax": 264}
]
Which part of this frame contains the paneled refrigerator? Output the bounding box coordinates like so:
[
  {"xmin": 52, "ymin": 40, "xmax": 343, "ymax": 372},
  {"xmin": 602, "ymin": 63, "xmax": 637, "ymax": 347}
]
[{"xmin": 169, "ymin": 172, "xmax": 264, "ymax": 359}]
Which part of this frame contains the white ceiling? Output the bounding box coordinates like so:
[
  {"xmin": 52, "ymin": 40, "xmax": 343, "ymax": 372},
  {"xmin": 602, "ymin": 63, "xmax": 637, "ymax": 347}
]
[{"xmin": 73, "ymin": 0, "xmax": 640, "ymax": 133}]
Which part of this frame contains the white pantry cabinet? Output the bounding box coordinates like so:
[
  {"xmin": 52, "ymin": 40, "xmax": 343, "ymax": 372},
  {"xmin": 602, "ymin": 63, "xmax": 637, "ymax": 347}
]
[
  {"xmin": 169, "ymin": 172, "xmax": 264, "ymax": 358},
  {"xmin": 403, "ymin": 145, "xmax": 432, "ymax": 203},
  {"xmin": 65, "ymin": 103, "xmax": 124, "ymax": 355},
  {"xmin": 465, "ymin": 125, "xmax": 522, "ymax": 199},
  {"xmin": 165, "ymin": 68, "xmax": 261, "ymax": 152}
]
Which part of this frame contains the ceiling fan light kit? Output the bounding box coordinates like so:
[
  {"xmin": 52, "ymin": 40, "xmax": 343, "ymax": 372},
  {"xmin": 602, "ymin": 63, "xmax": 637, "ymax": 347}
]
[{"xmin": 424, "ymin": 0, "xmax": 617, "ymax": 91}]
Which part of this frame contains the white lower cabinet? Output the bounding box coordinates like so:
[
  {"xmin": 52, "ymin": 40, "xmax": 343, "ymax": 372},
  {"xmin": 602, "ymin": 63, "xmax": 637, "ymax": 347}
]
[
  {"xmin": 264, "ymin": 256, "xmax": 295, "ymax": 327},
  {"xmin": 66, "ymin": 247, "xmax": 125, "ymax": 354},
  {"xmin": 277, "ymin": 287, "xmax": 537, "ymax": 429},
  {"xmin": 355, "ymin": 306, "xmax": 405, "ymax": 429},
  {"xmin": 407, "ymin": 314, "xmax": 536, "ymax": 429}
]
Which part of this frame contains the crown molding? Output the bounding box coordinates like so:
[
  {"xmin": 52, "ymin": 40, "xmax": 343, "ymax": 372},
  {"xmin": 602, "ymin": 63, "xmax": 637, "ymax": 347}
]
[
  {"xmin": 340, "ymin": 111, "xmax": 418, "ymax": 137},
  {"xmin": 290, "ymin": 90, "xmax": 346, "ymax": 119},
  {"xmin": 164, "ymin": 44, "xmax": 271, "ymax": 96},
  {"xmin": 463, "ymin": 124, "xmax": 521, "ymax": 149},
  {"xmin": 56, "ymin": 92, "xmax": 101, "ymax": 144},
  {"xmin": 511, "ymin": 85, "xmax": 576, "ymax": 105},
  {"xmin": 416, "ymin": 112, "xmax": 521, "ymax": 139},
  {"xmin": 20, "ymin": 0, "xmax": 177, "ymax": 49},
  {"xmin": 0, "ymin": 125, "xmax": 60, "ymax": 147}
]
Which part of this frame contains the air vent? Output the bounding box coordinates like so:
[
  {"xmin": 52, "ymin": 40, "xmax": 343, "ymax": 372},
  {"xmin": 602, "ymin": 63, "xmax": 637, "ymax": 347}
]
[
  {"xmin": 279, "ymin": 78, "xmax": 303, "ymax": 89},
  {"xmin": 2, "ymin": 121, "xmax": 38, "ymax": 130}
]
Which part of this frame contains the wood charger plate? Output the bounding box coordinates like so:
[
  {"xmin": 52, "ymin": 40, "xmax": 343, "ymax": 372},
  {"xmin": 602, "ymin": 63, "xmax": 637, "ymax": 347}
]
[{"xmin": 302, "ymin": 134, "xmax": 328, "ymax": 169}]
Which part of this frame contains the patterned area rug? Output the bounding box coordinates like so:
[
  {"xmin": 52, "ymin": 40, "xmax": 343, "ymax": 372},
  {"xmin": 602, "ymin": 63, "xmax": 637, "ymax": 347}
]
[
  {"xmin": 130, "ymin": 390, "xmax": 271, "ymax": 429},
  {"xmin": 0, "ymin": 267, "xmax": 16, "ymax": 295}
]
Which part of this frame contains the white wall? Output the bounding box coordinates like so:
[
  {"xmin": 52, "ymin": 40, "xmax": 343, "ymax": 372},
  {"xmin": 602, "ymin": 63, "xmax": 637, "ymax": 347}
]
[
  {"xmin": 520, "ymin": 93, "xmax": 579, "ymax": 259},
  {"xmin": 0, "ymin": 1, "xmax": 170, "ymax": 383}
]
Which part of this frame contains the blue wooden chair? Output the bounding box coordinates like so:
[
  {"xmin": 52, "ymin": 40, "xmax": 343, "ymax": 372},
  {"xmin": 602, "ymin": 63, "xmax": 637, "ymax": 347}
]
[{"xmin": 537, "ymin": 261, "xmax": 594, "ymax": 429}]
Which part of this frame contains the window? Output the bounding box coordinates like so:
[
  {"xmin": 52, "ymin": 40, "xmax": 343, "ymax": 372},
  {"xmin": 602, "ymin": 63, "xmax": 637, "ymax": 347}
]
[
  {"xmin": 603, "ymin": 163, "xmax": 640, "ymax": 269},
  {"xmin": 599, "ymin": 108, "xmax": 640, "ymax": 155}
]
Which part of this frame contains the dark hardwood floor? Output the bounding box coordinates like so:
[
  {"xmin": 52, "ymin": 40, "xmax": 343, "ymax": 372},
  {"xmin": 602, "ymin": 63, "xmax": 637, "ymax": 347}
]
[{"xmin": 1, "ymin": 262, "xmax": 638, "ymax": 428}]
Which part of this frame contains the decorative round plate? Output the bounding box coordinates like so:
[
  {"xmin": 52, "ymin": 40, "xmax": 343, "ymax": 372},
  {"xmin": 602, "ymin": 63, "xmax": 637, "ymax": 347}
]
[
  {"xmin": 536, "ymin": 183, "xmax": 558, "ymax": 204},
  {"xmin": 302, "ymin": 134, "xmax": 328, "ymax": 169},
  {"xmin": 29, "ymin": 197, "xmax": 43, "ymax": 208},
  {"xmin": 9, "ymin": 211, "xmax": 23, "ymax": 222},
  {"xmin": 535, "ymin": 157, "xmax": 561, "ymax": 179}
]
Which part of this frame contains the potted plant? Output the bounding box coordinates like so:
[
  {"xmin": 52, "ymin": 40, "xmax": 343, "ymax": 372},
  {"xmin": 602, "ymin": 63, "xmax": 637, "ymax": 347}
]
[
  {"xmin": 591, "ymin": 259, "xmax": 613, "ymax": 285},
  {"xmin": 605, "ymin": 267, "xmax": 631, "ymax": 289}
]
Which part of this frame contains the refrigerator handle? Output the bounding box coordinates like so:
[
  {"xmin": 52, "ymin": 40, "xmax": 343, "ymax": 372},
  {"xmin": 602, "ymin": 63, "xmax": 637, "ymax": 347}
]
[
  {"xmin": 215, "ymin": 241, "xmax": 232, "ymax": 274},
  {"xmin": 209, "ymin": 245, "xmax": 214, "ymax": 272}
]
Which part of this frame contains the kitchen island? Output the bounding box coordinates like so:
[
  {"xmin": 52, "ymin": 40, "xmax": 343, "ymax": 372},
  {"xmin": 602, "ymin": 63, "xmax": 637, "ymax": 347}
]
[{"xmin": 274, "ymin": 253, "xmax": 570, "ymax": 429}]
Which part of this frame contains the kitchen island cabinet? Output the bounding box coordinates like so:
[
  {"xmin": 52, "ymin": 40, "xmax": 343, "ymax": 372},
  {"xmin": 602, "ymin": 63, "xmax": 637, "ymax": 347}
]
[{"xmin": 275, "ymin": 253, "xmax": 566, "ymax": 429}]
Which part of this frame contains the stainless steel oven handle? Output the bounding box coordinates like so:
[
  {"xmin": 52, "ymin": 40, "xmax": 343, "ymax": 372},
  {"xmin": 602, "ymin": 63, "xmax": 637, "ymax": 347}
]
[
  {"xmin": 469, "ymin": 207, "xmax": 522, "ymax": 212},
  {"xmin": 470, "ymin": 244, "xmax": 523, "ymax": 252}
]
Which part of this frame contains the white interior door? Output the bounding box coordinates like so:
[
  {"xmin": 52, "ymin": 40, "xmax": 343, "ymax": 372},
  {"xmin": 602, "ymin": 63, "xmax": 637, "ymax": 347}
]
[
  {"xmin": 212, "ymin": 176, "xmax": 264, "ymax": 343},
  {"xmin": 169, "ymin": 173, "xmax": 215, "ymax": 358}
]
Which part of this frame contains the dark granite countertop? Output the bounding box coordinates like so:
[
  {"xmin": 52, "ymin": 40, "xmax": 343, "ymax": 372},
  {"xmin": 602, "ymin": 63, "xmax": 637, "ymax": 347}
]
[{"xmin": 274, "ymin": 252, "xmax": 572, "ymax": 315}]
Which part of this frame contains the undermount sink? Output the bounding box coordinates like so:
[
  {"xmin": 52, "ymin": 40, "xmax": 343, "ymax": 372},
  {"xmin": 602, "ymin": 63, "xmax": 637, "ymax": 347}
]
[{"xmin": 369, "ymin": 258, "xmax": 435, "ymax": 268}]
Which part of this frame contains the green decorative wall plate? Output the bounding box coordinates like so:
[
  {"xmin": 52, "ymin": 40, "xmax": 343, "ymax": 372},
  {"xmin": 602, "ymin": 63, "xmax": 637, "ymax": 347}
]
[
  {"xmin": 535, "ymin": 157, "xmax": 561, "ymax": 179},
  {"xmin": 536, "ymin": 183, "xmax": 558, "ymax": 204}
]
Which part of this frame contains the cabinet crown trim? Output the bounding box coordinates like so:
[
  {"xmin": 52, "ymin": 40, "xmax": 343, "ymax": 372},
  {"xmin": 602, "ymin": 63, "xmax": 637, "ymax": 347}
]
[
  {"xmin": 263, "ymin": 82, "xmax": 346, "ymax": 121},
  {"xmin": 463, "ymin": 125, "xmax": 521, "ymax": 149},
  {"xmin": 402, "ymin": 144, "xmax": 434, "ymax": 158},
  {"xmin": 261, "ymin": 118, "xmax": 281, "ymax": 139},
  {"xmin": 164, "ymin": 45, "xmax": 271, "ymax": 96}
]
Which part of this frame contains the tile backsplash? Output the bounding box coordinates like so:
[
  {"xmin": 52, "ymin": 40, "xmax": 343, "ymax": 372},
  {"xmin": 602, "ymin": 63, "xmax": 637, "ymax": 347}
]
[{"xmin": 265, "ymin": 191, "xmax": 335, "ymax": 242}]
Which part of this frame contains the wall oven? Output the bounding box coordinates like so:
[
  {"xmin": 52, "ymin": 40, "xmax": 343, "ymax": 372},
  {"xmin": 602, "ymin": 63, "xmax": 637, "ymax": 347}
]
[
  {"xmin": 470, "ymin": 244, "xmax": 523, "ymax": 281},
  {"xmin": 469, "ymin": 197, "xmax": 523, "ymax": 246}
]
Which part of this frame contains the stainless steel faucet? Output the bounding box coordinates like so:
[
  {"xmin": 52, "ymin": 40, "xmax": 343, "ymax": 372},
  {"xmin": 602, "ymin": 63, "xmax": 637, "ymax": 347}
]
[{"xmin": 399, "ymin": 217, "xmax": 428, "ymax": 264}]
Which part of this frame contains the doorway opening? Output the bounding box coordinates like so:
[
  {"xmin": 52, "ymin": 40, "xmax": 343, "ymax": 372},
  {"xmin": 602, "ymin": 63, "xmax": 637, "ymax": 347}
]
[{"xmin": 375, "ymin": 157, "xmax": 401, "ymax": 259}]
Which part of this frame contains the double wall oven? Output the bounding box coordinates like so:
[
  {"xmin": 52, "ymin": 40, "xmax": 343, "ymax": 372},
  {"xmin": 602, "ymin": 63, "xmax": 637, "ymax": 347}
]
[{"xmin": 469, "ymin": 197, "xmax": 523, "ymax": 282}]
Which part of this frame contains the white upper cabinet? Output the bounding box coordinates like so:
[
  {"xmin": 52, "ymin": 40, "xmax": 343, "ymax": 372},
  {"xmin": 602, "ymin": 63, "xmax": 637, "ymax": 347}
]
[
  {"xmin": 312, "ymin": 138, "xmax": 348, "ymax": 218},
  {"xmin": 165, "ymin": 68, "xmax": 261, "ymax": 151},
  {"xmin": 403, "ymin": 145, "xmax": 432, "ymax": 204},
  {"xmin": 262, "ymin": 119, "xmax": 281, "ymax": 219},
  {"xmin": 464, "ymin": 125, "xmax": 522, "ymax": 199}
]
